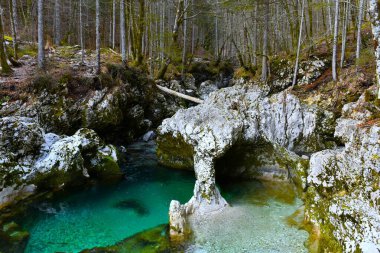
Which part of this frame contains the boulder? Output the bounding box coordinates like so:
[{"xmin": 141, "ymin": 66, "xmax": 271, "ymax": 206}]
[{"xmin": 0, "ymin": 118, "xmax": 121, "ymax": 207}]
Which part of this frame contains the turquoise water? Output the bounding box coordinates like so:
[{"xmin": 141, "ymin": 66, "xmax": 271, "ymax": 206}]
[
  {"xmin": 18, "ymin": 142, "xmax": 195, "ymax": 253},
  {"xmin": 17, "ymin": 142, "xmax": 308, "ymax": 253}
]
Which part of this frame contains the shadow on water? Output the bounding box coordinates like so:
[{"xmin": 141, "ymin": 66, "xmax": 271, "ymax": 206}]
[{"xmin": 113, "ymin": 199, "xmax": 149, "ymax": 216}]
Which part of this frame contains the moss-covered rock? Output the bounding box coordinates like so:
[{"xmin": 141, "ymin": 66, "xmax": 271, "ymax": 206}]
[
  {"xmin": 0, "ymin": 119, "xmax": 121, "ymax": 208},
  {"xmin": 0, "ymin": 221, "xmax": 29, "ymax": 253},
  {"xmin": 80, "ymin": 224, "xmax": 179, "ymax": 253},
  {"xmin": 305, "ymin": 91, "xmax": 380, "ymax": 252},
  {"xmin": 156, "ymin": 134, "xmax": 194, "ymax": 170}
]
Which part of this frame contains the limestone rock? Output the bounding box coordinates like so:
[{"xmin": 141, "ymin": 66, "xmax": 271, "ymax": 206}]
[
  {"xmin": 306, "ymin": 94, "xmax": 380, "ymax": 252},
  {"xmin": 158, "ymin": 82, "xmax": 334, "ymax": 236},
  {"xmin": 0, "ymin": 118, "xmax": 120, "ymax": 207},
  {"xmin": 198, "ymin": 80, "xmax": 218, "ymax": 100}
]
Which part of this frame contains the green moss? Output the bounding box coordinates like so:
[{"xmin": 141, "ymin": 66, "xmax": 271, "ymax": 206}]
[
  {"xmin": 32, "ymin": 167, "xmax": 84, "ymax": 191},
  {"xmin": 156, "ymin": 134, "xmax": 194, "ymax": 170},
  {"xmin": 303, "ymin": 187, "xmax": 343, "ymax": 253},
  {"xmin": 88, "ymin": 155, "xmax": 122, "ymax": 180}
]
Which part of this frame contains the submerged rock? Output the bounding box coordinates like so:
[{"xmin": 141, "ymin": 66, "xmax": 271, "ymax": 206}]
[
  {"xmin": 0, "ymin": 117, "xmax": 121, "ymax": 207},
  {"xmin": 113, "ymin": 199, "xmax": 149, "ymax": 216}
]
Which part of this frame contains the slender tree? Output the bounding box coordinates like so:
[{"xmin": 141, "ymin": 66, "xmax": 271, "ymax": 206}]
[
  {"xmin": 54, "ymin": 0, "xmax": 61, "ymax": 45},
  {"xmin": 0, "ymin": 5, "xmax": 12, "ymax": 74},
  {"xmin": 332, "ymin": 0, "xmax": 339, "ymax": 81},
  {"xmin": 120, "ymin": 0, "xmax": 127, "ymax": 64},
  {"xmin": 9, "ymin": 0, "xmax": 18, "ymax": 59},
  {"xmin": 262, "ymin": 1, "xmax": 269, "ymax": 81},
  {"xmin": 293, "ymin": 0, "xmax": 306, "ymax": 86},
  {"xmin": 96, "ymin": 0, "xmax": 101, "ymax": 74},
  {"xmin": 79, "ymin": 0, "xmax": 84, "ymax": 64},
  {"xmin": 113, "ymin": 0, "xmax": 116, "ymax": 49},
  {"xmin": 356, "ymin": 0, "xmax": 365, "ymax": 60},
  {"xmin": 37, "ymin": 0, "xmax": 45, "ymax": 69}
]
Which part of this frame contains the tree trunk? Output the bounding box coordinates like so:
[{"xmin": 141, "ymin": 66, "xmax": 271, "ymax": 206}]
[
  {"xmin": 54, "ymin": 0, "xmax": 61, "ymax": 45},
  {"xmin": 182, "ymin": 0, "xmax": 188, "ymax": 77},
  {"xmin": 96, "ymin": 0, "xmax": 101, "ymax": 74},
  {"xmin": 113, "ymin": 0, "xmax": 116, "ymax": 49},
  {"xmin": 0, "ymin": 6, "xmax": 12, "ymax": 74},
  {"xmin": 9, "ymin": 0, "xmax": 18, "ymax": 59},
  {"xmin": 369, "ymin": 0, "xmax": 380, "ymax": 98},
  {"xmin": 38, "ymin": 0, "xmax": 44, "ymax": 69},
  {"xmin": 293, "ymin": 0, "xmax": 306, "ymax": 86},
  {"xmin": 120, "ymin": 0, "xmax": 127, "ymax": 64},
  {"xmin": 262, "ymin": 1, "xmax": 269, "ymax": 81},
  {"xmin": 173, "ymin": 0, "xmax": 184, "ymax": 45},
  {"xmin": 332, "ymin": 0, "xmax": 339, "ymax": 81},
  {"xmin": 341, "ymin": 0, "xmax": 350, "ymax": 67},
  {"xmin": 136, "ymin": 0, "xmax": 145, "ymax": 65},
  {"xmin": 79, "ymin": 0, "xmax": 84, "ymax": 64},
  {"xmin": 356, "ymin": 0, "xmax": 365, "ymax": 60}
]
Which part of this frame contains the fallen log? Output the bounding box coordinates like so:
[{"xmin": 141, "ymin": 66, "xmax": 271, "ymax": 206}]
[{"xmin": 156, "ymin": 84, "xmax": 204, "ymax": 104}]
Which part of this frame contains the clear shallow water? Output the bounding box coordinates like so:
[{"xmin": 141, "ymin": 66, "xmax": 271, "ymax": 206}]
[
  {"xmin": 17, "ymin": 142, "xmax": 308, "ymax": 253},
  {"xmin": 18, "ymin": 142, "xmax": 195, "ymax": 253},
  {"xmin": 187, "ymin": 181, "xmax": 309, "ymax": 253}
]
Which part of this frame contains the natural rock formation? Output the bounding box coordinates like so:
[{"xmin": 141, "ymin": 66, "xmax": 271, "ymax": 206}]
[
  {"xmin": 305, "ymin": 88, "xmax": 380, "ymax": 252},
  {"xmin": 157, "ymin": 82, "xmax": 335, "ymax": 236},
  {"xmin": 0, "ymin": 117, "xmax": 121, "ymax": 208}
]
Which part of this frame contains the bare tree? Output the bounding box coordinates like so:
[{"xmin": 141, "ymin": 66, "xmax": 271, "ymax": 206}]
[
  {"xmin": 96, "ymin": 0, "xmax": 101, "ymax": 74},
  {"xmin": 54, "ymin": 0, "xmax": 61, "ymax": 45},
  {"xmin": 332, "ymin": 0, "xmax": 339, "ymax": 81},
  {"xmin": 356, "ymin": 0, "xmax": 365, "ymax": 60},
  {"xmin": 262, "ymin": 1, "xmax": 269, "ymax": 81},
  {"xmin": 120, "ymin": 0, "xmax": 127, "ymax": 64},
  {"xmin": 0, "ymin": 5, "xmax": 12, "ymax": 74},
  {"xmin": 79, "ymin": 0, "xmax": 85, "ymax": 64},
  {"xmin": 113, "ymin": 0, "xmax": 116, "ymax": 49},
  {"xmin": 9, "ymin": 0, "xmax": 18, "ymax": 59},
  {"xmin": 38, "ymin": 0, "xmax": 45, "ymax": 69},
  {"xmin": 293, "ymin": 0, "xmax": 306, "ymax": 86}
]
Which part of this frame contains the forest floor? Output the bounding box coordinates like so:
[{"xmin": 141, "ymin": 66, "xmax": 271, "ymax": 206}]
[{"xmin": 0, "ymin": 45, "xmax": 121, "ymax": 102}]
